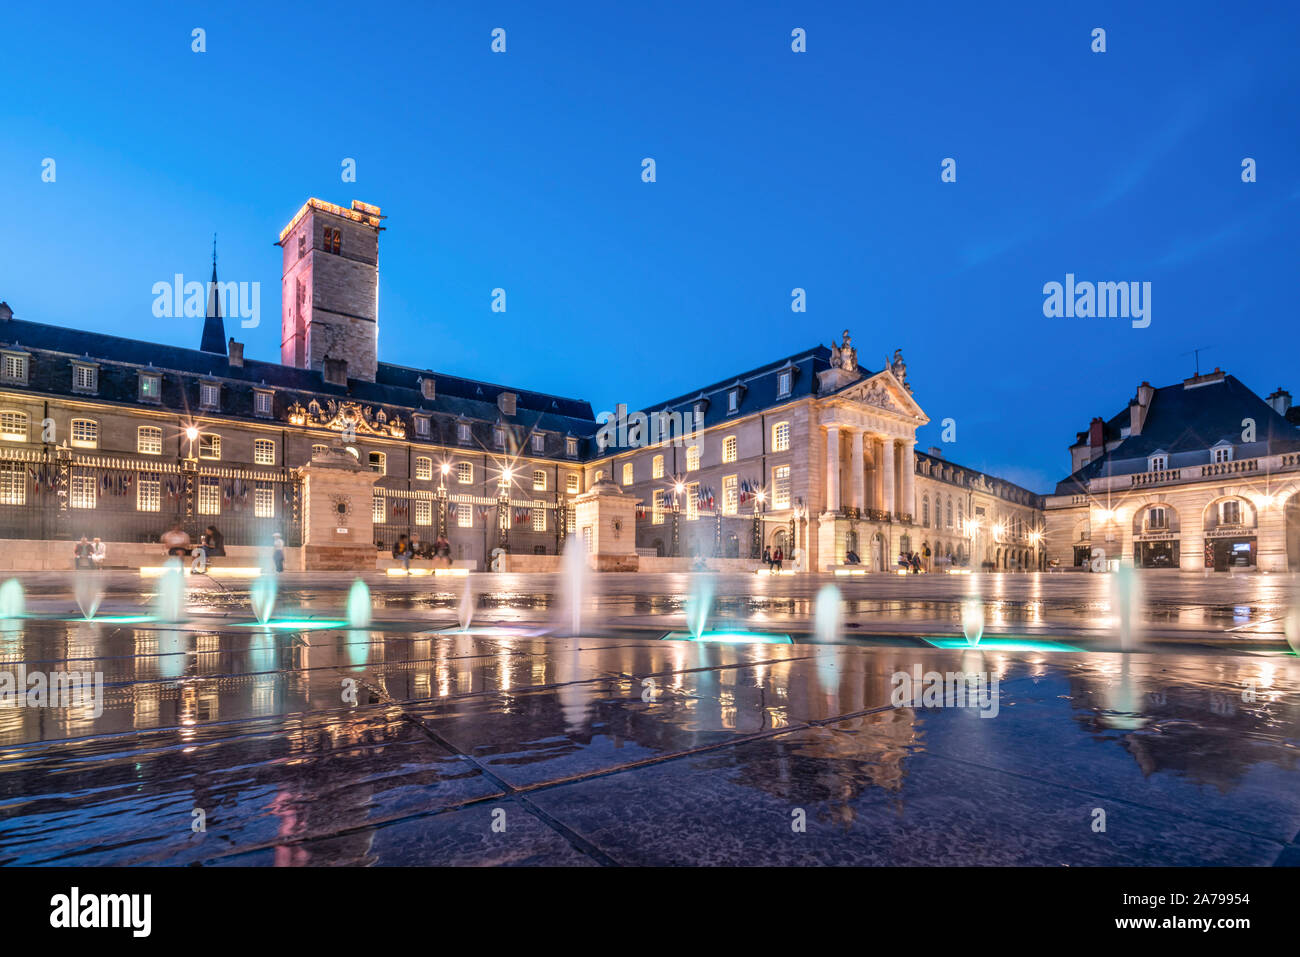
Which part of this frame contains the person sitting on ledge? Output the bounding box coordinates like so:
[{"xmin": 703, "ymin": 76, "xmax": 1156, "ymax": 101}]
[
  {"xmin": 73, "ymin": 536, "xmax": 93, "ymax": 570},
  {"xmin": 161, "ymin": 523, "xmax": 190, "ymax": 558},
  {"xmin": 434, "ymin": 534, "xmax": 451, "ymax": 559},
  {"xmin": 90, "ymin": 537, "xmax": 106, "ymax": 571},
  {"xmin": 392, "ymin": 533, "xmax": 412, "ymax": 571},
  {"xmin": 845, "ymin": 549, "xmax": 861, "ymax": 565},
  {"xmin": 191, "ymin": 525, "xmax": 224, "ymax": 574}
]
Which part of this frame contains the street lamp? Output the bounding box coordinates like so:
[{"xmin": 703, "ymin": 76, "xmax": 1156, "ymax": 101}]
[
  {"xmin": 670, "ymin": 480, "xmax": 684, "ymax": 557},
  {"xmin": 437, "ymin": 462, "xmax": 450, "ymax": 539},
  {"xmin": 752, "ymin": 488, "xmax": 765, "ymax": 558},
  {"xmin": 496, "ymin": 466, "xmax": 513, "ymax": 553}
]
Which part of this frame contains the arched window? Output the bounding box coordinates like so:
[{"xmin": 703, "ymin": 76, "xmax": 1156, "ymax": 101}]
[
  {"xmin": 414, "ymin": 456, "xmax": 433, "ymax": 480},
  {"xmin": 137, "ymin": 425, "xmax": 164, "ymax": 455},
  {"xmin": 652, "ymin": 454, "xmax": 664, "ymax": 478},
  {"xmin": 946, "ymin": 497, "xmax": 953, "ymax": 528},
  {"xmin": 921, "ymin": 495, "xmax": 930, "ymax": 526}
]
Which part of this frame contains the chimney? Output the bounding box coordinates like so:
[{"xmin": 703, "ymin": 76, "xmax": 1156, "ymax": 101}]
[
  {"xmin": 227, "ymin": 338, "xmax": 244, "ymax": 367},
  {"xmin": 418, "ymin": 376, "xmax": 436, "ymax": 401},
  {"xmin": 1089, "ymin": 416, "xmax": 1105, "ymax": 450},
  {"xmin": 1128, "ymin": 381, "xmax": 1153, "ymax": 436},
  {"xmin": 0, "ymin": 302, "xmax": 11, "ymax": 322},
  {"xmin": 323, "ymin": 357, "xmax": 348, "ymax": 386},
  {"xmin": 928, "ymin": 446, "xmax": 943, "ymax": 458},
  {"xmin": 1268, "ymin": 387, "xmax": 1292, "ymax": 416},
  {"xmin": 497, "ymin": 391, "xmax": 517, "ymax": 416}
]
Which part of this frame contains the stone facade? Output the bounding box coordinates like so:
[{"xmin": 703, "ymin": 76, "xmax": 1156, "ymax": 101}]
[{"xmin": 299, "ymin": 445, "xmax": 380, "ymax": 570}]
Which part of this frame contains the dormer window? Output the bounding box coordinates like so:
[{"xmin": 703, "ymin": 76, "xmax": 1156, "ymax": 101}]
[
  {"xmin": 253, "ymin": 390, "xmax": 273, "ymax": 417},
  {"xmin": 199, "ymin": 381, "xmax": 220, "ymax": 410},
  {"xmin": 727, "ymin": 389, "xmax": 739, "ymax": 413},
  {"xmin": 139, "ymin": 372, "xmax": 162, "ymax": 403},
  {"xmin": 531, "ymin": 432, "xmax": 545, "ymax": 453},
  {"xmin": 1, "ymin": 351, "xmax": 28, "ymax": 385},
  {"xmin": 456, "ymin": 421, "xmax": 471, "ymax": 445},
  {"xmin": 493, "ymin": 427, "xmax": 506, "ymax": 448},
  {"xmin": 1148, "ymin": 452, "xmax": 1167, "ymax": 472},
  {"xmin": 777, "ymin": 369, "xmax": 793, "ymax": 397},
  {"xmin": 414, "ymin": 414, "xmax": 430, "ymax": 438},
  {"xmin": 566, "ymin": 436, "xmax": 577, "ymax": 457},
  {"xmin": 72, "ymin": 362, "xmax": 98, "ymax": 394},
  {"xmin": 1211, "ymin": 443, "xmax": 1233, "ymax": 464}
]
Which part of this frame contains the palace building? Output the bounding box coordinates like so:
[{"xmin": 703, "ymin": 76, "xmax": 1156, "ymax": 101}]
[
  {"xmin": 10, "ymin": 194, "xmax": 1253, "ymax": 574},
  {"xmin": 1043, "ymin": 371, "xmax": 1300, "ymax": 572}
]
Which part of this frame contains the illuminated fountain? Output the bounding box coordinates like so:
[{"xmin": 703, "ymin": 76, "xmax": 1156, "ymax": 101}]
[
  {"xmin": 1110, "ymin": 563, "xmax": 1142, "ymax": 652},
  {"xmin": 557, "ymin": 540, "xmax": 589, "ymax": 636},
  {"xmin": 73, "ymin": 571, "xmax": 105, "ymax": 621},
  {"xmin": 458, "ymin": 578, "xmax": 475, "ymax": 632},
  {"xmin": 153, "ymin": 558, "xmax": 186, "ymax": 623},
  {"xmin": 250, "ymin": 562, "xmax": 278, "ymax": 625},
  {"xmin": 346, "ymin": 579, "xmax": 372, "ymax": 629},
  {"xmin": 0, "ymin": 578, "xmax": 24, "ymax": 632},
  {"xmin": 661, "ymin": 575, "xmax": 791, "ymax": 644},
  {"xmin": 1286, "ymin": 584, "xmax": 1300, "ymax": 655},
  {"xmin": 813, "ymin": 584, "xmax": 842, "ymax": 643}
]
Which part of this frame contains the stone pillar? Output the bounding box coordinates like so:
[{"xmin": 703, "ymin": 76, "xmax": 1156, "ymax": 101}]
[
  {"xmin": 900, "ymin": 440, "xmax": 915, "ymax": 522},
  {"xmin": 299, "ymin": 444, "xmax": 380, "ymax": 571},
  {"xmin": 850, "ymin": 429, "xmax": 865, "ymax": 511},
  {"xmin": 870, "ymin": 437, "xmax": 884, "ymax": 513},
  {"xmin": 880, "ymin": 438, "xmax": 895, "ymax": 519},
  {"xmin": 1257, "ymin": 501, "xmax": 1287, "ymax": 572},
  {"xmin": 573, "ymin": 479, "xmax": 640, "ymax": 571},
  {"xmin": 825, "ymin": 426, "xmax": 841, "ymax": 513}
]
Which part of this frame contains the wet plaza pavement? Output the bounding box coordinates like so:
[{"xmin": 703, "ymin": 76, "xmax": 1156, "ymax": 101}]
[{"xmin": 1, "ymin": 570, "xmax": 1298, "ymax": 866}]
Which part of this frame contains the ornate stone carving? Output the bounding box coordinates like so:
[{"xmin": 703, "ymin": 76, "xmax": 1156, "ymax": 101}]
[
  {"xmin": 861, "ymin": 381, "xmax": 899, "ymax": 412},
  {"xmin": 287, "ymin": 398, "xmax": 406, "ymax": 438},
  {"xmin": 830, "ymin": 329, "xmax": 858, "ymax": 373},
  {"xmin": 890, "ymin": 349, "xmax": 911, "ymax": 392}
]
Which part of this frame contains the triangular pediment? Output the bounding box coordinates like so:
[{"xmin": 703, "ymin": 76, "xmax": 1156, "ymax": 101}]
[{"xmin": 836, "ymin": 371, "xmax": 928, "ymax": 422}]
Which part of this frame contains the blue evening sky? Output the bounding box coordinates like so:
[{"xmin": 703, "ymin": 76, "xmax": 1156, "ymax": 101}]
[{"xmin": 1, "ymin": 0, "xmax": 1297, "ymax": 492}]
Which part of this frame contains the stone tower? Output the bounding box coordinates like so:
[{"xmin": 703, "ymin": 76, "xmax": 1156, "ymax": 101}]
[{"xmin": 278, "ymin": 199, "xmax": 384, "ymax": 383}]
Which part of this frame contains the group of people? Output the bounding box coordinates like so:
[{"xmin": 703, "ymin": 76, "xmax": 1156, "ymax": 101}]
[
  {"xmin": 72, "ymin": 537, "xmax": 107, "ymax": 570},
  {"xmin": 898, "ymin": 548, "xmax": 929, "ymax": 574},
  {"xmin": 762, "ymin": 545, "xmax": 786, "ymax": 572},
  {"xmin": 159, "ymin": 523, "xmax": 285, "ymax": 574},
  {"xmin": 391, "ymin": 533, "xmax": 452, "ymax": 570}
]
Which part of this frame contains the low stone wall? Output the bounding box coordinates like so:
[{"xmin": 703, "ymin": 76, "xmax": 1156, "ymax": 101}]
[
  {"xmin": 496, "ymin": 553, "xmax": 563, "ymax": 573},
  {"xmin": 637, "ymin": 557, "xmax": 764, "ymax": 574},
  {"xmin": 376, "ymin": 556, "xmax": 476, "ymax": 572},
  {"xmin": 0, "ymin": 539, "xmax": 305, "ymax": 571}
]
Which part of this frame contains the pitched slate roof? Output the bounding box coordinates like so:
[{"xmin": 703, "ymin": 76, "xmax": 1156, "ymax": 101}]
[
  {"xmin": 915, "ymin": 449, "xmax": 1044, "ymax": 507},
  {"xmin": 0, "ymin": 311, "xmax": 600, "ymax": 458},
  {"xmin": 1055, "ymin": 374, "xmax": 1300, "ymax": 493}
]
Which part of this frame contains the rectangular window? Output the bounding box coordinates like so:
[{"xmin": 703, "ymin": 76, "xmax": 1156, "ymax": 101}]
[
  {"xmin": 1213, "ymin": 447, "xmax": 1232, "ymax": 464},
  {"xmin": 415, "ymin": 457, "xmax": 433, "ymax": 480},
  {"xmin": 728, "ymin": 389, "xmax": 739, "ymax": 413},
  {"xmin": 622, "ymin": 463, "xmax": 633, "ymax": 485},
  {"xmin": 2, "ymin": 354, "xmax": 28, "ymax": 383},
  {"xmin": 566, "ymin": 505, "xmax": 576, "ymax": 533},
  {"xmin": 777, "ymin": 370, "xmax": 792, "ymax": 397},
  {"xmin": 138, "ymin": 425, "xmax": 163, "ymax": 455},
  {"xmin": 652, "ymin": 489, "xmax": 665, "ymax": 525},
  {"xmin": 533, "ymin": 469, "xmax": 546, "ymax": 491},
  {"xmin": 137, "ymin": 472, "xmax": 161, "ymax": 513},
  {"xmin": 373, "ymin": 493, "xmax": 386, "ymax": 524},
  {"xmin": 1221, "ymin": 500, "xmax": 1241, "ymax": 525},
  {"xmin": 722, "ymin": 435, "xmax": 737, "ymax": 463},
  {"xmin": 253, "ymin": 438, "xmax": 276, "ymax": 465},
  {"xmin": 566, "ymin": 437, "xmax": 578, "ymax": 457},
  {"xmin": 458, "ymin": 503, "xmax": 473, "ymax": 528},
  {"xmin": 197, "ymin": 476, "xmax": 220, "ymax": 515},
  {"xmin": 686, "ymin": 482, "xmax": 699, "ymax": 521},
  {"xmin": 0, "ymin": 411, "xmax": 27, "ymax": 441},
  {"xmin": 652, "ymin": 454, "xmax": 664, "ymax": 479},
  {"xmin": 0, "ymin": 462, "xmax": 25, "ymax": 505},
  {"xmin": 772, "ymin": 465, "xmax": 791, "ymax": 509},
  {"xmin": 73, "ymin": 364, "xmax": 97, "ymax": 393},
  {"xmin": 493, "ymin": 427, "xmax": 505, "ymax": 448},
  {"xmin": 70, "ymin": 419, "xmax": 98, "ymax": 449},
  {"xmin": 414, "ymin": 499, "xmax": 432, "ymax": 526},
  {"xmin": 414, "ymin": 415, "xmax": 430, "ymax": 437},
  {"xmin": 532, "ymin": 433, "xmax": 545, "ymax": 453},
  {"xmin": 457, "ymin": 422, "xmax": 471, "ymax": 444},
  {"xmin": 532, "ymin": 507, "xmax": 546, "ymax": 532},
  {"xmin": 773, "ymin": 422, "xmax": 790, "ymax": 452},
  {"xmin": 199, "ymin": 433, "xmax": 221, "ymax": 459},
  {"xmin": 139, "ymin": 374, "xmax": 161, "ymax": 402},
  {"xmin": 70, "ymin": 470, "xmax": 96, "ymax": 509},
  {"xmin": 199, "ymin": 382, "xmax": 220, "ymax": 409},
  {"xmin": 369, "ymin": 451, "xmax": 386, "ymax": 474},
  {"xmin": 254, "ymin": 482, "xmax": 275, "ymax": 518},
  {"xmin": 566, "ymin": 473, "xmax": 579, "ymax": 494},
  {"xmin": 686, "ymin": 446, "xmax": 700, "ymax": 471},
  {"xmin": 723, "ymin": 475, "xmax": 738, "ymax": 515},
  {"xmin": 1149, "ymin": 455, "xmax": 1167, "ymax": 472},
  {"xmin": 457, "ymin": 462, "xmax": 473, "ymax": 484},
  {"xmin": 254, "ymin": 391, "xmax": 273, "ymax": 416}
]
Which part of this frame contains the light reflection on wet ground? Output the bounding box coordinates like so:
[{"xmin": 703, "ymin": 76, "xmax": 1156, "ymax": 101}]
[{"xmin": 0, "ymin": 578, "xmax": 1298, "ymax": 865}]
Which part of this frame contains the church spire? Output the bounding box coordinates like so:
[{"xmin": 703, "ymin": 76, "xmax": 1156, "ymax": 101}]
[{"xmin": 200, "ymin": 233, "xmax": 227, "ymax": 355}]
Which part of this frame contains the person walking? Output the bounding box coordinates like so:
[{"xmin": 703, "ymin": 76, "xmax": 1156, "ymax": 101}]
[
  {"xmin": 393, "ymin": 533, "xmax": 412, "ymax": 572},
  {"xmin": 774, "ymin": 547, "xmax": 783, "ymax": 572},
  {"xmin": 272, "ymin": 532, "xmax": 285, "ymax": 574}
]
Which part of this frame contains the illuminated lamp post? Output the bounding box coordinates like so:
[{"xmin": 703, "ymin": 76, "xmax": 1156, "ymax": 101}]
[
  {"xmin": 437, "ymin": 462, "xmax": 450, "ymax": 539},
  {"xmin": 751, "ymin": 488, "xmax": 766, "ymax": 558},
  {"xmin": 497, "ymin": 467, "xmax": 512, "ymax": 553},
  {"xmin": 670, "ymin": 481, "xmax": 684, "ymax": 557}
]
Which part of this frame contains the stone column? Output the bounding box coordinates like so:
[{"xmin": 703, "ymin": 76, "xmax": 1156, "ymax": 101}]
[
  {"xmin": 880, "ymin": 439, "xmax": 895, "ymax": 519},
  {"xmin": 850, "ymin": 429, "xmax": 865, "ymax": 511},
  {"xmin": 825, "ymin": 426, "xmax": 841, "ymax": 513},
  {"xmin": 900, "ymin": 440, "xmax": 915, "ymax": 522}
]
